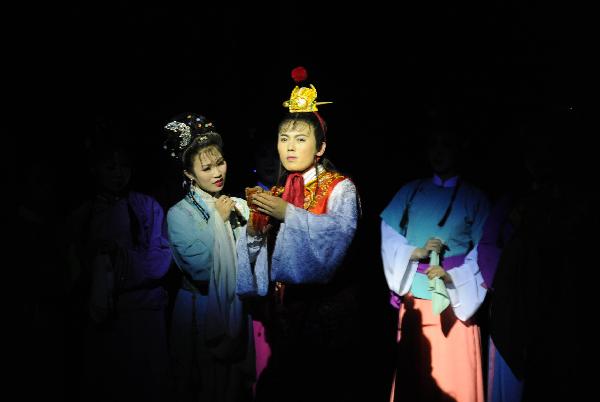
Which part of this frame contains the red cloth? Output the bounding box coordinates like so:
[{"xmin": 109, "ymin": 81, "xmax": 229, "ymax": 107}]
[{"xmin": 282, "ymin": 173, "xmax": 305, "ymax": 208}]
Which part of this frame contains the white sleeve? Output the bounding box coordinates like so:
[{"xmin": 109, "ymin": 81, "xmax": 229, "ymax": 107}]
[
  {"xmin": 445, "ymin": 247, "xmax": 488, "ymax": 321},
  {"xmin": 380, "ymin": 220, "xmax": 419, "ymax": 296}
]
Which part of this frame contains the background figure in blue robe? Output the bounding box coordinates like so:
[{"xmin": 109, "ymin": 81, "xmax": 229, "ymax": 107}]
[{"xmin": 66, "ymin": 131, "xmax": 172, "ymax": 402}]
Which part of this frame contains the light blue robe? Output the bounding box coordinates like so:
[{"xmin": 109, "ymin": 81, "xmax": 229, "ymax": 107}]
[
  {"xmin": 167, "ymin": 187, "xmax": 254, "ymax": 401},
  {"xmin": 380, "ymin": 176, "xmax": 491, "ymax": 321},
  {"xmin": 236, "ymin": 170, "xmax": 359, "ymax": 297}
]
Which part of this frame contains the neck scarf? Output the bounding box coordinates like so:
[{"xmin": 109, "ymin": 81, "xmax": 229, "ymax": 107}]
[{"xmin": 282, "ymin": 172, "xmax": 305, "ymax": 208}]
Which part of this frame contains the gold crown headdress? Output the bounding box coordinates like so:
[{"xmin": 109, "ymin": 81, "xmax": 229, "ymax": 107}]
[{"xmin": 282, "ymin": 66, "xmax": 332, "ymax": 112}]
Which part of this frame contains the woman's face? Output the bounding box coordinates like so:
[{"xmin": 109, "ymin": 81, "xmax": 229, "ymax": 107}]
[
  {"xmin": 277, "ymin": 121, "xmax": 325, "ymax": 173},
  {"xmin": 185, "ymin": 146, "xmax": 227, "ymax": 195}
]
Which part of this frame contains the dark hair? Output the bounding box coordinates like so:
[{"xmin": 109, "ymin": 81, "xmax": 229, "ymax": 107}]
[
  {"xmin": 181, "ymin": 134, "xmax": 223, "ymax": 172},
  {"xmin": 162, "ymin": 112, "xmax": 224, "ymax": 172},
  {"xmin": 426, "ymin": 127, "xmax": 466, "ymax": 148},
  {"xmin": 88, "ymin": 141, "xmax": 133, "ymax": 169},
  {"xmin": 276, "ymin": 112, "xmax": 336, "ymax": 185},
  {"xmin": 89, "ymin": 116, "xmax": 135, "ymax": 167}
]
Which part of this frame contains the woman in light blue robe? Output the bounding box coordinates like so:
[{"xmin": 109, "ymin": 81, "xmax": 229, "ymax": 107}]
[{"xmin": 164, "ymin": 114, "xmax": 254, "ymax": 402}]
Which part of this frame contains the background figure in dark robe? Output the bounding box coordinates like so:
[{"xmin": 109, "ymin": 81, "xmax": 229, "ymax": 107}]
[
  {"xmin": 66, "ymin": 126, "xmax": 172, "ymax": 402},
  {"xmin": 478, "ymin": 125, "xmax": 554, "ymax": 402},
  {"xmin": 488, "ymin": 116, "xmax": 590, "ymax": 402}
]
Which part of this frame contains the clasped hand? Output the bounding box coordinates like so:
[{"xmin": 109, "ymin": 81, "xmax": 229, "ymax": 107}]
[
  {"xmin": 424, "ymin": 265, "xmax": 452, "ymax": 284},
  {"xmin": 411, "ymin": 238, "xmax": 443, "ymax": 260},
  {"xmin": 251, "ymin": 193, "xmax": 288, "ymax": 221},
  {"xmin": 215, "ymin": 195, "xmax": 236, "ymax": 221}
]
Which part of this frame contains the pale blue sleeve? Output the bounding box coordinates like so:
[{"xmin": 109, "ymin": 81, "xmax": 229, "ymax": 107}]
[
  {"xmin": 271, "ymin": 179, "xmax": 358, "ymax": 284},
  {"xmin": 236, "ymin": 179, "xmax": 359, "ymax": 297},
  {"xmin": 236, "ymin": 226, "xmax": 269, "ymax": 297},
  {"xmin": 167, "ymin": 205, "xmax": 214, "ymax": 280}
]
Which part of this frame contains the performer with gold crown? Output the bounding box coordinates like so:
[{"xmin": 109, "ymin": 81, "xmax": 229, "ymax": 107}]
[{"xmin": 236, "ymin": 67, "xmax": 361, "ymax": 402}]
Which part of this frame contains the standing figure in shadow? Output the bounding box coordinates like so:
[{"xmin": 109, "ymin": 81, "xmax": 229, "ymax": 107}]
[
  {"xmin": 67, "ymin": 127, "xmax": 172, "ymax": 402},
  {"xmin": 485, "ymin": 118, "xmax": 589, "ymax": 402},
  {"xmin": 380, "ymin": 127, "xmax": 490, "ymax": 402}
]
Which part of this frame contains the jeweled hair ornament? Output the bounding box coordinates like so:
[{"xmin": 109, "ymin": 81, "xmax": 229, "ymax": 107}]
[
  {"xmin": 163, "ymin": 113, "xmax": 217, "ymax": 159},
  {"xmin": 164, "ymin": 121, "xmax": 192, "ymax": 150}
]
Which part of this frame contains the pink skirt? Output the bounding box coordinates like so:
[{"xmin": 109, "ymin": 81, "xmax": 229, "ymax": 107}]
[
  {"xmin": 252, "ymin": 320, "xmax": 271, "ymax": 395},
  {"xmin": 390, "ymin": 294, "xmax": 484, "ymax": 402}
]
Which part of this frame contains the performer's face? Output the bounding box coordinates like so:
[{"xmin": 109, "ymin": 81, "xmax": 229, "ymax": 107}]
[
  {"xmin": 185, "ymin": 146, "xmax": 227, "ymax": 195},
  {"xmin": 277, "ymin": 121, "xmax": 325, "ymax": 172},
  {"xmin": 93, "ymin": 150, "xmax": 132, "ymax": 195},
  {"xmin": 427, "ymin": 132, "xmax": 458, "ymax": 176}
]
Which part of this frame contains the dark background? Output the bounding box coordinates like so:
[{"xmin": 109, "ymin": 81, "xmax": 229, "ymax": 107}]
[
  {"xmin": 69, "ymin": 1, "xmax": 588, "ymax": 211},
  {"xmin": 18, "ymin": 1, "xmax": 590, "ymax": 400}
]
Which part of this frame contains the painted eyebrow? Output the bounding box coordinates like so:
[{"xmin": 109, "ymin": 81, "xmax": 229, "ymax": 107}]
[
  {"xmin": 200, "ymin": 157, "xmax": 224, "ymax": 168},
  {"xmin": 279, "ymin": 133, "xmax": 308, "ymax": 138}
]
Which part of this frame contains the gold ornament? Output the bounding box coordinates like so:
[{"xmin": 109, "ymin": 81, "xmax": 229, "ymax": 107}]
[{"xmin": 282, "ymin": 84, "xmax": 332, "ymax": 112}]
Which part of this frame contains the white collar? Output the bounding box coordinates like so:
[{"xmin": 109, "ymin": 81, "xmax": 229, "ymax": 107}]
[
  {"xmin": 302, "ymin": 164, "xmax": 323, "ymax": 184},
  {"xmin": 191, "ymin": 185, "xmax": 217, "ymax": 203}
]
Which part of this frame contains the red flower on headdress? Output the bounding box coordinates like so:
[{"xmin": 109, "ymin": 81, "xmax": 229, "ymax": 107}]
[{"xmin": 291, "ymin": 66, "xmax": 308, "ymax": 83}]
